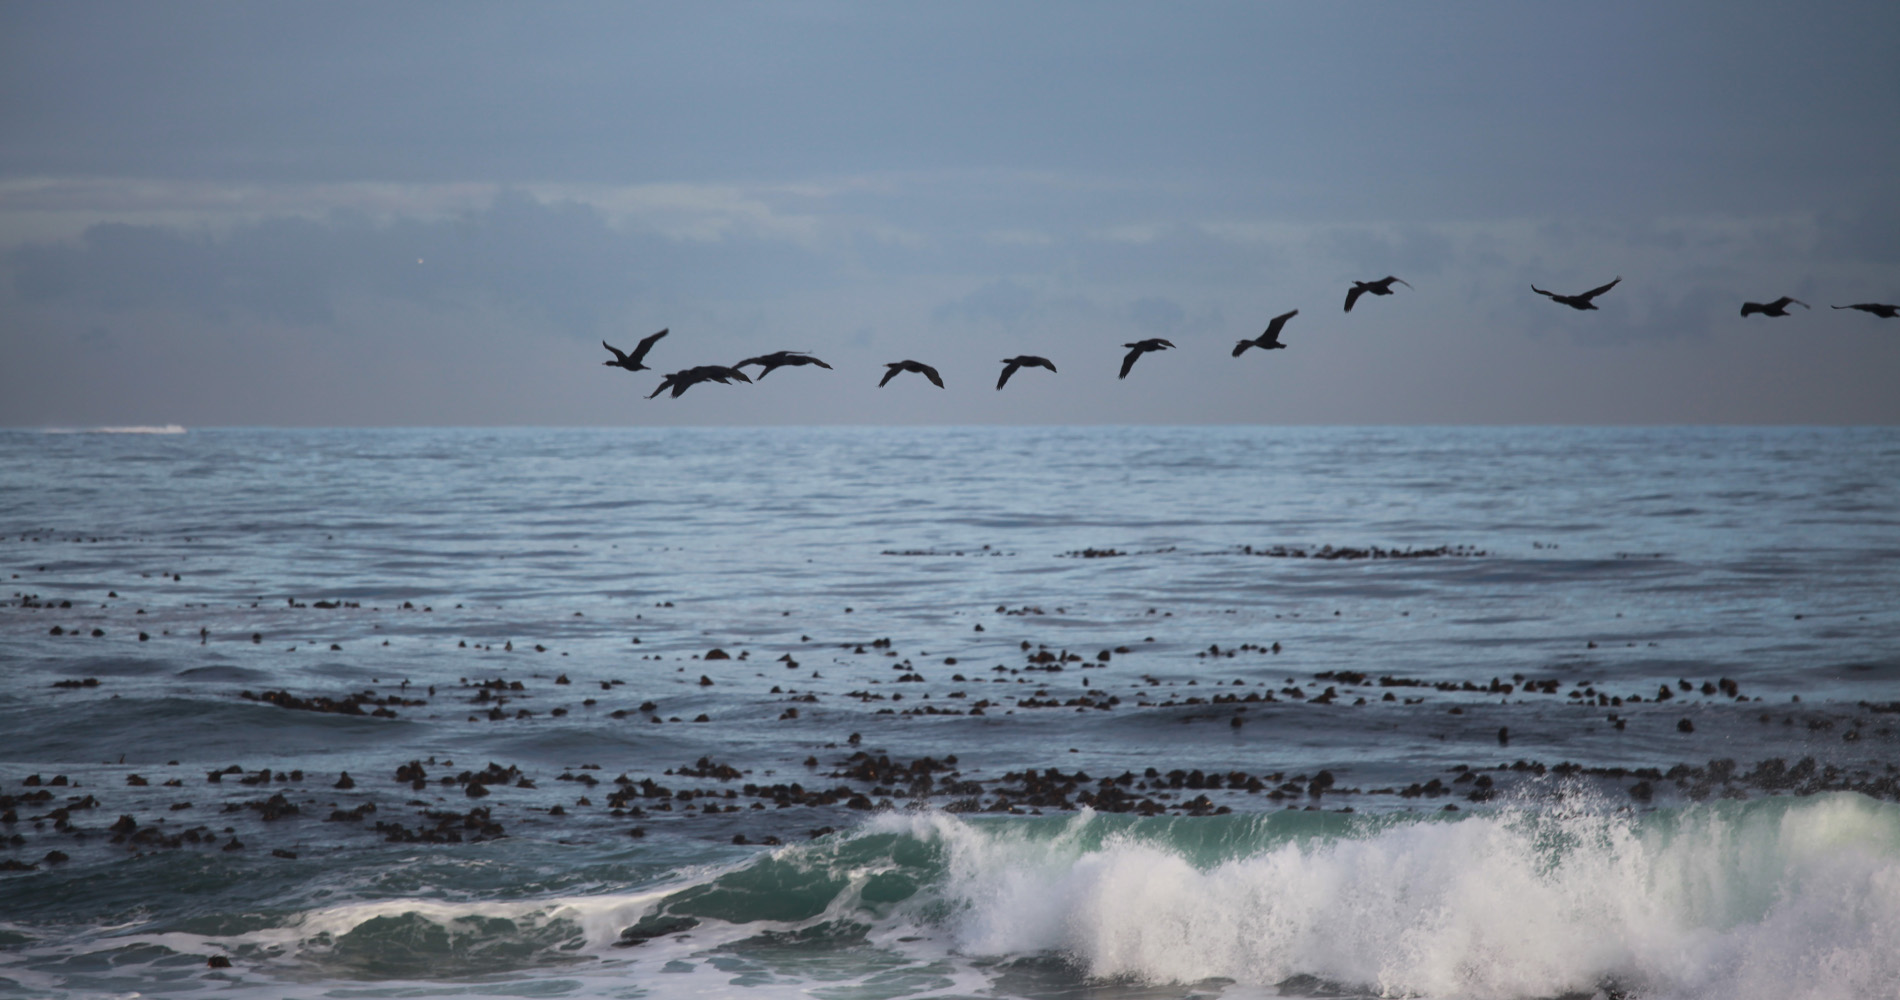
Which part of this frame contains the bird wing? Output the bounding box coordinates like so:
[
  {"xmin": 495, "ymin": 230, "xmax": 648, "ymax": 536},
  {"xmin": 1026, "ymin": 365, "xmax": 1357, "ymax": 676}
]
[
  {"xmin": 1785, "ymin": 298, "xmax": 1809, "ymax": 310},
  {"xmin": 603, "ymin": 341, "xmax": 631, "ymax": 363},
  {"xmin": 1581, "ymin": 277, "xmax": 1621, "ymax": 300},
  {"xmin": 920, "ymin": 363, "xmax": 944, "ymax": 388},
  {"xmin": 1531, "ymin": 286, "xmax": 1557, "ymax": 300},
  {"xmin": 1233, "ymin": 339, "xmax": 1254, "ymax": 357},
  {"xmin": 997, "ymin": 362, "xmax": 1019, "ymax": 390},
  {"xmin": 1265, "ymin": 309, "xmax": 1298, "ymax": 335},
  {"xmin": 647, "ymin": 374, "xmax": 679, "ymax": 399},
  {"xmin": 1741, "ymin": 302, "xmax": 1763, "ymax": 317},
  {"xmin": 1032, "ymin": 356, "xmax": 1056, "ymax": 372},
  {"xmin": 1388, "ymin": 277, "xmax": 1412, "ymax": 289},
  {"xmin": 1344, "ymin": 285, "xmax": 1366, "ymax": 312},
  {"xmin": 629, "ymin": 328, "xmax": 668, "ymax": 365},
  {"xmin": 717, "ymin": 366, "xmax": 752, "ymax": 383},
  {"xmin": 805, "ymin": 355, "xmax": 833, "ymax": 369},
  {"xmin": 878, "ymin": 365, "xmax": 900, "ymax": 387},
  {"xmin": 1119, "ymin": 346, "xmax": 1141, "ymax": 379}
]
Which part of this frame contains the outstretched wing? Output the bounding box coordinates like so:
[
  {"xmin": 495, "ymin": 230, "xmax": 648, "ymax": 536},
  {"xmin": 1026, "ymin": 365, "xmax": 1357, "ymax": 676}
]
[
  {"xmin": 919, "ymin": 363, "xmax": 944, "ymax": 388},
  {"xmin": 1386, "ymin": 277, "xmax": 1412, "ymax": 289},
  {"xmin": 1344, "ymin": 285, "xmax": 1366, "ymax": 312},
  {"xmin": 997, "ymin": 361, "xmax": 1020, "ymax": 390},
  {"xmin": 1781, "ymin": 297, "xmax": 1809, "ymax": 310},
  {"xmin": 647, "ymin": 373, "xmax": 679, "ymax": 399},
  {"xmin": 603, "ymin": 341, "xmax": 631, "ymax": 363},
  {"xmin": 628, "ymin": 328, "xmax": 669, "ymax": 365},
  {"xmin": 1232, "ymin": 339, "xmax": 1254, "ymax": 357},
  {"xmin": 1264, "ymin": 309, "xmax": 1298, "ymax": 336},
  {"xmin": 1530, "ymin": 286, "xmax": 1557, "ymax": 301},
  {"xmin": 1581, "ymin": 277, "xmax": 1621, "ymax": 301},
  {"xmin": 1119, "ymin": 346, "xmax": 1142, "ymax": 379},
  {"xmin": 878, "ymin": 365, "xmax": 901, "ymax": 387}
]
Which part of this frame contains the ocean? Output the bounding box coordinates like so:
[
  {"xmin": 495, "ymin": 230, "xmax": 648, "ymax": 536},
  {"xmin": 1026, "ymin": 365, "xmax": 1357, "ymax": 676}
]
[{"xmin": 2, "ymin": 424, "xmax": 1897, "ymax": 1000}]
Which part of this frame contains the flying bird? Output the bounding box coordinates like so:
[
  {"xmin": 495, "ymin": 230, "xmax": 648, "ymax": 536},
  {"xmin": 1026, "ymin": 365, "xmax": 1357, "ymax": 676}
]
[
  {"xmin": 1532, "ymin": 277, "xmax": 1621, "ymax": 311},
  {"xmin": 996, "ymin": 355, "xmax": 1057, "ymax": 390},
  {"xmin": 602, "ymin": 329, "xmax": 669, "ymax": 372},
  {"xmin": 647, "ymin": 365, "xmax": 752, "ymax": 399},
  {"xmin": 879, "ymin": 360, "xmax": 944, "ymax": 388},
  {"xmin": 1344, "ymin": 277, "xmax": 1411, "ymax": 313},
  {"xmin": 1233, "ymin": 310, "xmax": 1298, "ymax": 356},
  {"xmin": 1118, "ymin": 339, "xmax": 1175, "ymax": 379},
  {"xmin": 735, "ymin": 351, "xmax": 834, "ymax": 378},
  {"xmin": 1740, "ymin": 297, "xmax": 1809, "ymax": 318},
  {"xmin": 1832, "ymin": 303, "xmax": 1899, "ymax": 319}
]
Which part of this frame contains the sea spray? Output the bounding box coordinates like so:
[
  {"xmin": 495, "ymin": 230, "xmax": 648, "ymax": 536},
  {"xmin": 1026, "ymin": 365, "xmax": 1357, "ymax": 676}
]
[{"xmin": 891, "ymin": 795, "xmax": 1900, "ymax": 999}]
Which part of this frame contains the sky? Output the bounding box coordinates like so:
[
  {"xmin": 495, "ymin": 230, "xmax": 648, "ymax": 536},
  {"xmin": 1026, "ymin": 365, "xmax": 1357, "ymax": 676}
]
[{"xmin": 2, "ymin": 1, "xmax": 1897, "ymax": 427}]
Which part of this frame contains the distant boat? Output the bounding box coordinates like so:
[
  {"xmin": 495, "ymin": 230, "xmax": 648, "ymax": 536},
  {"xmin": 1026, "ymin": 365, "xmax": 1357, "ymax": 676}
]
[{"xmin": 42, "ymin": 425, "xmax": 188, "ymax": 435}]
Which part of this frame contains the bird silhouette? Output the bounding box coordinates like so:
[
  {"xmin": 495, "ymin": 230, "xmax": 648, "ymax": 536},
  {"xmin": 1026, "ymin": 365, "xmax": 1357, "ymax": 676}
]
[
  {"xmin": 1741, "ymin": 297, "xmax": 1808, "ymax": 318},
  {"xmin": 1532, "ymin": 277, "xmax": 1621, "ymax": 311},
  {"xmin": 1344, "ymin": 277, "xmax": 1411, "ymax": 312},
  {"xmin": 996, "ymin": 355, "xmax": 1057, "ymax": 390},
  {"xmin": 735, "ymin": 351, "xmax": 833, "ymax": 378},
  {"xmin": 1119, "ymin": 339, "xmax": 1175, "ymax": 379},
  {"xmin": 879, "ymin": 360, "xmax": 944, "ymax": 388},
  {"xmin": 1233, "ymin": 310, "xmax": 1298, "ymax": 356},
  {"xmin": 647, "ymin": 365, "xmax": 752, "ymax": 399},
  {"xmin": 1832, "ymin": 303, "xmax": 1899, "ymax": 319},
  {"xmin": 602, "ymin": 329, "xmax": 669, "ymax": 372}
]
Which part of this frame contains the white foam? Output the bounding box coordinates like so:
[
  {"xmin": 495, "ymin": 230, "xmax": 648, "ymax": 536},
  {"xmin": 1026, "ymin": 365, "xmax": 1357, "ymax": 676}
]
[{"xmin": 914, "ymin": 795, "xmax": 1900, "ymax": 1000}]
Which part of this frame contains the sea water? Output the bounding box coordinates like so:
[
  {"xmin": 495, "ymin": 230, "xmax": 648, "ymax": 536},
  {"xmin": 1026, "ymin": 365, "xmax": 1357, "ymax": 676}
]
[{"xmin": 1, "ymin": 425, "xmax": 1897, "ymax": 999}]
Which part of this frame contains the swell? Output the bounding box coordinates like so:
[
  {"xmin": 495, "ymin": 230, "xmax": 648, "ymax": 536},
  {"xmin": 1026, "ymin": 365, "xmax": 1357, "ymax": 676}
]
[{"xmin": 6, "ymin": 796, "xmax": 1898, "ymax": 1000}]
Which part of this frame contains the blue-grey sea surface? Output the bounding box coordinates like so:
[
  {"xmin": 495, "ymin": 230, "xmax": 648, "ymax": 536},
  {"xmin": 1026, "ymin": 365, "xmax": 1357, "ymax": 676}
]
[{"xmin": 2, "ymin": 425, "xmax": 1898, "ymax": 1000}]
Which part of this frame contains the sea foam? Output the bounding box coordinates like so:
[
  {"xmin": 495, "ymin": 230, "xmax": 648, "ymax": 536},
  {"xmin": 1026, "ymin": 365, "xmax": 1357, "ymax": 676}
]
[{"xmin": 902, "ymin": 794, "xmax": 1900, "ymax": 1000}]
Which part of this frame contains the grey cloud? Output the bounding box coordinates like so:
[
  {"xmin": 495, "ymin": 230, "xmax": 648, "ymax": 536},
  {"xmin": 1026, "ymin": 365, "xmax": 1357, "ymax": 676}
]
[
  {"xmin": 1128, "ymin": 297, "xmax": 1185, "ymax": 336},
  {"xmin": 932, "ymin": 279, "xmax": 1039, "ymax": 328},
  {"xmin": 1816, "ymin": 204, "xmax": 1900, "ymax": 265},
  {"xmin": 1312, "ymin": 226, "xmax": 1457, "ymax": 278},
  {"xmin": 5, "ymin": 190, "xmax": 834, "ymax": 337}
]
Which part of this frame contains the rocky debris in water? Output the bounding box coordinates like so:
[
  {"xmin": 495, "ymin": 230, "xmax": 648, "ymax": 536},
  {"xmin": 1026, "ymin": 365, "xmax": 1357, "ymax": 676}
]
[
  {"xmin": 671, "ymin": 757, "xmax": 742, "ymax": 781},
  {"xmin": 375, "ymin": 806, "xmax": 504, "ymax": 844},
  {"xmin": 1235, "ymin": 543, "xmax": 1486, "ymax": 559},
  {"xmin": 615, "ymin": 913, "xmax": 700, "ymax": 947},
  {"xmin": 239, "ymin": 689, "xmax": 422, "ymax": 717}
]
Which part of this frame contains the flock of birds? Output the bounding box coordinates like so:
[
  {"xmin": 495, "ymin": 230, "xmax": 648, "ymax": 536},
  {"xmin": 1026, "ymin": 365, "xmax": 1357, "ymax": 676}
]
[{"xmin": 603, "ymin": 277, "xmax": 1899, "ymax": 397}]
